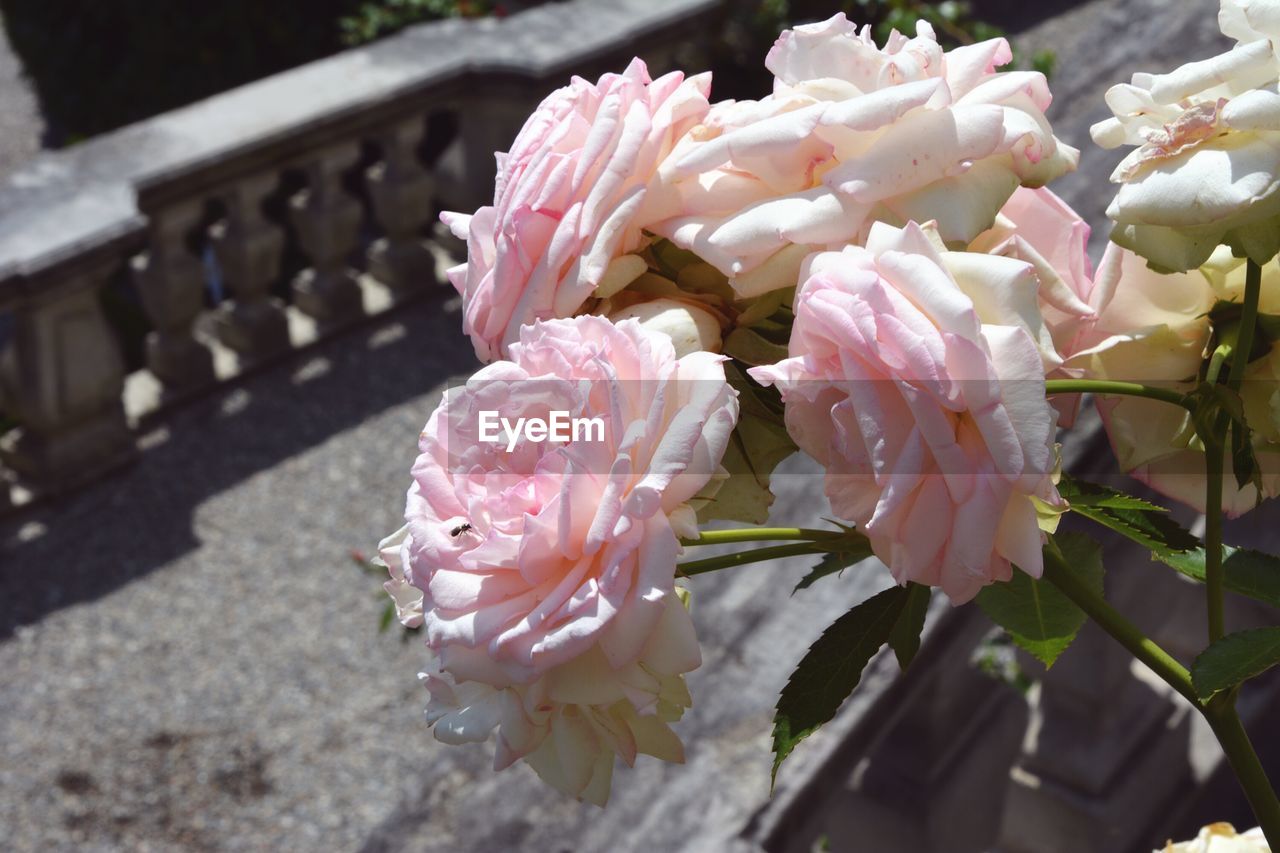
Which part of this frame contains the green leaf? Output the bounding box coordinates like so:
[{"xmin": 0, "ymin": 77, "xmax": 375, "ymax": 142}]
[
  {"xmin": 888, "ymin": 583, "xmax": 931, "ymax": 670},
  {"xmin": 648, "ymin": 238, "xmax": 702, "ymax": 279},
  {"xmin": 724, "ymin": 361, "xmax": 785, "ymax": 425},
  {"xmin": 698, "ymin": 435, "xmax": 773, "ymax": 524},
  {"xmin": 1192, "ymin": 627, "xmax": 1280, "ymax": 698},
  {"xmin": 735, "ymin": 287, "xmax": 793, "ymax": 328},
  {"xmin": 1059, "ymin": 474, "xmax": 1200, "ymax": 558},
  {"xmin": 1198, "ymin": 381, "xmax": 1246, "ymax": 424},
  {"xmin": 698, "ymin": 364, "xmax": 797, "ymax": 525},
  {"xmin": 1057, "ymin": 476, "xmax": 1168, "ymax": 512},
  {"xmin": 1231, "ymin": 417, "xmax": 1264, "ymax": 494},
  {"xmin": 723, "ymin": 327, "xmax": 789, "ymax": 367},
  {"xmin": 793, "ymin": 541, "xmax": 875, "ymax": 593},
  {"xmin": 1157, "ymin": 546, "xmax": 1280, "ymax": 610},
  {"xmin": 1255, "ymin": 311, "xmax": 1280, "ymax": 345},
  {"xmin": 975, "ymin": 532, "xmax": 1103, "ymax": 667},
  {"xmin": 772, "ymin": 586, "xmax": 909, "ymax": 783}
]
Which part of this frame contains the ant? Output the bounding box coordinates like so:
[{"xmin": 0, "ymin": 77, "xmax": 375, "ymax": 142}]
[{"xmin": 450, "ymin": 523, "xmax": 473, "ymax": 538}]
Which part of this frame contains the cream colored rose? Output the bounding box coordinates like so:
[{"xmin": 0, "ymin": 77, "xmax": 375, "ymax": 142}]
[
  {"xmin": 1158, "ymin": 822, "xmax": 1270, "ymax": 852},
  {"xmin": 606, "ymin": 297, "xmax": 724, "ymax": 357},
  {"xmin": 1072, "ymin": 245, "xmax": 1280, "ymax": 515}
]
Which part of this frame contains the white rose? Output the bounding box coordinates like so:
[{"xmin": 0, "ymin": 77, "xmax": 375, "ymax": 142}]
[{"xmin": 1092, "ymin": 0, "xmax": 1280, "ymax": 271}]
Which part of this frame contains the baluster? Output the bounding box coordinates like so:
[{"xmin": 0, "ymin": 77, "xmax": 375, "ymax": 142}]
[
  {"xmin": 367, "ymin": 118, "xmax": 436, "ymax": 293},
  {"xmin": 993, "ymin": 548, "xmax": 1193, "ymax": 853},
  {"xmin": 290, "ymin": 144, "xmax": 364, "ymax": 324},
  {"xmin": 211, "ymin": 173, "xmax": 288, "ymax": 360},
  {"xmin": 439, "ymin": 95, "xmax": 541, "ymax": 214},
  {"xmin": 131, "ymin": 199, "xmax": 215, "ymax": 393},
  {"xmin": 0, "ymin": 367, "xmax": 12, "ymax": 509},
  {"xmin": 0, "ymin": 266, "xmax": 135, "ymax": 489}
]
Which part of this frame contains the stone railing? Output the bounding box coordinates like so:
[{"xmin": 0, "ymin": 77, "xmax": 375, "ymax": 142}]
[{"xmin": 0, "ymin": 0, "xmax": 724, "ymax": 511}]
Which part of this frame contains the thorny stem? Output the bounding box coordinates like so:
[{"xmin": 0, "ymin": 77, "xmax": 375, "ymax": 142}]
[{"xmin": 676, "ymin": 542, "xmax": 827, "ymax": 576}]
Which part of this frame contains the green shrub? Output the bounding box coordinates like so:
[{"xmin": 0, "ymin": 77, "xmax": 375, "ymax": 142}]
[{"xmin": 338, "ymin": 0, "xmax": 502, "ymax": 46}]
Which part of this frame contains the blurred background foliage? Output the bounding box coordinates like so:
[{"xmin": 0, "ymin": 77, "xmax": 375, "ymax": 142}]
[{"xmin": 0, "ymin": 0, "xmax": 1051, "ymax": 145}]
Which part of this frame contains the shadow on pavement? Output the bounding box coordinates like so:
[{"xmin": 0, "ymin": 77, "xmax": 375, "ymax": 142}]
[{"xmin": 0, "ymin": 291, "xmax": 478, "ymax": 640}]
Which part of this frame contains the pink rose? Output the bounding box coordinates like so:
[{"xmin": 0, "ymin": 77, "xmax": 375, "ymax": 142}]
[
  {"xmin": 420, "ymin": 598, "xmax": 695, "ymax": 805},
  {"xmin": 390, "ymin": 315, "xmax": 735, "ymax": 792},
  {"xmin": 969, "ymin": 187, "xmax": 1100, "ymax": 424},
  {"xmin": 751, "ymin": 222, "xmax": 1063, "ymax": 602},
  {"xmin": 441, "ymin": 59, "xmax": 712, "ymax": 361},
  {"xmin": 381, "ymin": 532, "xmax": 697, "ymax": 805},
  {"xmin": 648, "ymin": 14, "xmax": 1079, "ymax": 298},
  {"xmin": 971, "ymin": 187, "xmax": 1098, "ymax": 360}
]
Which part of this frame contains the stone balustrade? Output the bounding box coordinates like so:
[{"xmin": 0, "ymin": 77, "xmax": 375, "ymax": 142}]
[{"xmin": 0, "ymin": 0, "xmax": 723, "ymax": 509}]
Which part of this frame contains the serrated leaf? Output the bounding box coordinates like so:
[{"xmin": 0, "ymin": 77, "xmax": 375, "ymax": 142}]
[
  {"xmin": 793, "ymin": 552, "xmax": 850, "ymax": 593},
  {"xmin": 1058, "ymin": 475, "xmax": 1200, "ymax": 558},
  {"xmin": 1192, "ymin": 627, "xmax": 1280, "ymax": 698},
  {"xmin": 888, "ymin": 583, "xmax": 931, "ymax": 670},
  {"xmin": 699, "ymin": 364, "xmax": 797, "ymax": 525},
  {"xmin": 1057, "ymin": 476, "xmax": 1168, "ymax": 512},
  {"xmin": 772, "ymin": 586, "xmax": 909, "ymax": 784},
  {"xmin": 723, "ymin": 327, "xmax": 789, "ymax": 367},
  {"xmin": 793, "ymin": 540, "xmax": 875, "ymax": 593},
  {"xmin": 975, "ymin": 532, "xmax": 1103, "ymax": 667},
  {"xmin": 1157, "ymin": 546, "xmax": 1280, "ymax": 609}
]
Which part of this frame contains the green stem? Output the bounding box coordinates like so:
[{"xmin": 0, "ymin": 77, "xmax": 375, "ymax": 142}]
[
  {"xmin": 1207, "ymin": 343, "xmax": 1232, "ymax": 387},
  {"xmin": 677, "ymin": 542, "xmax": 825, "ymax": 576},
  {"xmin": 681, "ymin": 527, "xmax": 846, "ymax": 547},
  {"xmin": 1199, "ymin": 260, "xmax": 1261, "ymax": 643},
  {"xmin": 1226, "ymin": 258, "xmax": 1263, "ymax": 392},
  {"xmin": 1043, "ymin": 379, "xmax": 1191, "ymax": 411},
  {"xmin": 1041, "ymin": 539, "xmax": 1201, "ymax": 708},
  {"xmin": 1199, "ymin": 335, "xmax": 1241, "ymax": 644},
  {"xmin": 1204, "ymin": 701, "xmax": 1280, "ymax": 848},
  {"xmin": 1204, "ymin": 430, "xmax": 1226, "ymax": 643},
  {"xmin": 1044, "ymin": 538, "xmax": 1280, "ymax": 845}
]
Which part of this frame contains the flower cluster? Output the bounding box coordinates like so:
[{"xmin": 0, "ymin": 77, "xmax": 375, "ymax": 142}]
[{"xmin": 377, "ymin": 4, "xmax": 1280, "ymax": 808}]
